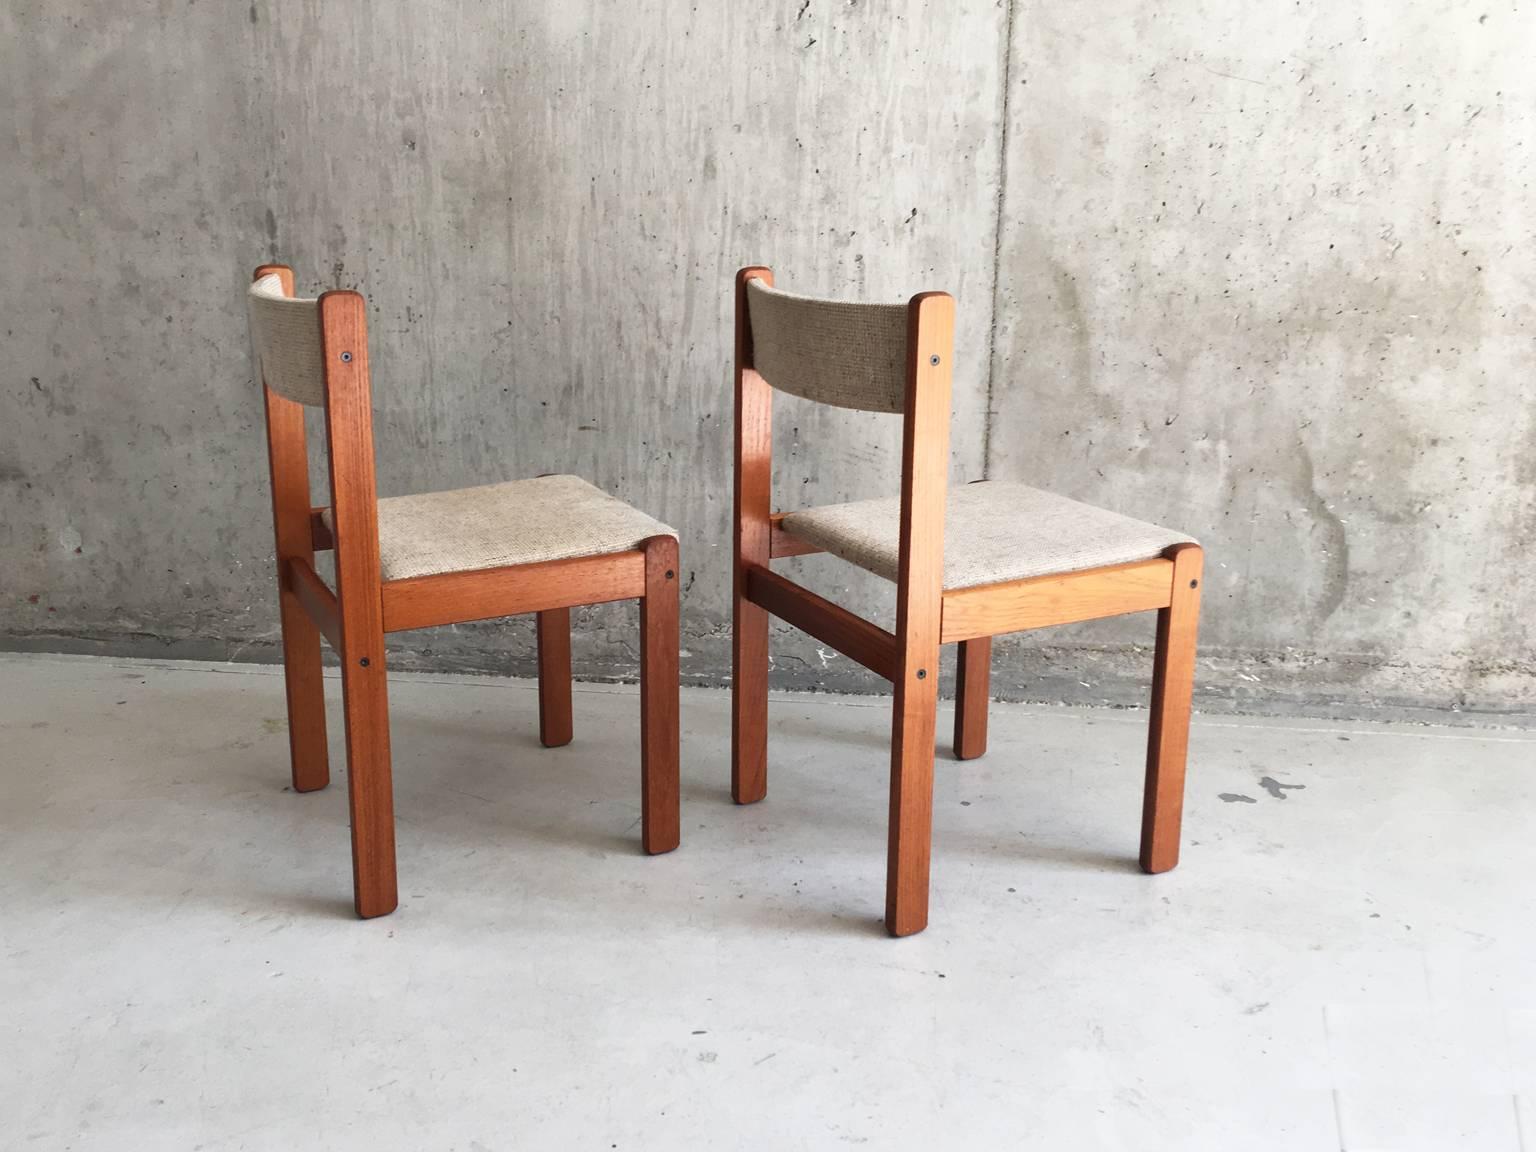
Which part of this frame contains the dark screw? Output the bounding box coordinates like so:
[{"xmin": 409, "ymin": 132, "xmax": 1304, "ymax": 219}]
[
  {"xmin": 358, "ymin": 657, "xmax": 370, "ymax": 667},
  {"xmin": 929, "ymin": 355, "xmax": 941, "ymax": 366},
  {"xmin": 665, "ymin": 569, "xmax": 675, "ymax": 580},
  {"xmin": 916, "ymin": 668, "xmax": 928, "ymax": 680},
  {"xmin": 1189, "ymin": 579, "xmax": 1199, "ymax": 589},
  {"xmin": 340, "ymin": 351, "xmax": 353, "ymax": 362}
]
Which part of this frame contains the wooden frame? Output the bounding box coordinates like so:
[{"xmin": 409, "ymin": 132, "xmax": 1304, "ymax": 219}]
[
  {"xmin": 253, "ymin": 264, "xmax": 679, "ymax": 919},
  {"xmin": 730, "ymin": 265, "xmax": 1204, "ymax": 937}
]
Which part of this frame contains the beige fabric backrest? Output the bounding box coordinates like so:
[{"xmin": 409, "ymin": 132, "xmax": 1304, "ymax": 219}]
[
  {"xmin": 745, "ymin": 279, "xmax": 910, "ymax": 414},
  {"xmin": 247, "ymin": 273, "xmax": 326, "ymax": 406}
]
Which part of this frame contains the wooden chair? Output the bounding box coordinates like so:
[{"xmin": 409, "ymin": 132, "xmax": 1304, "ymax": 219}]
[
  {"xmin": 247, "ymin": 264, "xmax": 680, "ymax": 918},
  {"xmin": 730, "ymin": 267, "xmax": 1203, "ymax": 937}
]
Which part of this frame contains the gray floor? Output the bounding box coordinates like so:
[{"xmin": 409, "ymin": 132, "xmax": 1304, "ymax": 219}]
[{"xmin": 1, "ymin": 654, "xmax": 1533, "ymax": 1151}]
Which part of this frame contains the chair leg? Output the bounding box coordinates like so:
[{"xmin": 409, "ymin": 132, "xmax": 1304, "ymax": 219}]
[
  {"xmin": 953, "ymin": 636, "xmax": 991, "ymax": 761},
  {"xmin": 639, "ymin": 536, "xmax": 680, "ymax": 855},
  {"xmin": 338, "ymin": 637, "xmax": 398, "ymax": 918},
  {"xmin": 277, "ymin": 580, "xmax": 330, "ymax": 792},
  {"xmin": 1141, "ymin": 544, "xmax": 1203, "ymax": 874},
  {"xmin": 536, "ymin": 607, "xmax": 573, "ymax": 748},
  {"xmin": 732, "ymin": 579, "xmax": 770, "ymax": 805},
  {"xmin": 886, "ymin": 659, "xmax": 941, "ymax": 937}
]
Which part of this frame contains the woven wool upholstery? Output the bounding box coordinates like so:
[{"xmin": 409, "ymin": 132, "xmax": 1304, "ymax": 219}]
[
  {"xmin": 247, "ymin": 274, "xmax": 326, "ymax": 406},
  {"xmin": 779, "ymin": 480, "xmax": 1195, "ymax": 591},
  {"xmin": 320, "ymin": 473, "xmax": 676, "ymax": 582},
  {"xmin": 746, "ymin": 279, "xmax": 909, "ymax": 413}
]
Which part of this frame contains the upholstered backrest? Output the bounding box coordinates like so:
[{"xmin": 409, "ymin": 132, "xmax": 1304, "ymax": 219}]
[
  {"xmin": 745, "ymin": 279, "xmax": 909, "ymax": 414},
  {"xmin": 247, "ymin": 273, "xmax": 326, "ymax": 406}
]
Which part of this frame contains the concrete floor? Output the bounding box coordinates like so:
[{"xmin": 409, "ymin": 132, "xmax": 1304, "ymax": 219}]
[{"xmin": 1, "ymin": 654, "xmax": 1533, "ymax": 1150}]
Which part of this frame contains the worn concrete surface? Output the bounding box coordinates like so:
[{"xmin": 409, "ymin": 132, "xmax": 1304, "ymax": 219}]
[
  {"xmin": 2, "ymin": 2, "xmax": 1531, "ymax": 720},
  {"xmin": 2, "ymin": 652, "xmax": 1535, "ymax": 1149}
]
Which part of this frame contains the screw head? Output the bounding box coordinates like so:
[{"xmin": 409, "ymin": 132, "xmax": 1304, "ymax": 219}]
[
  {"xmin": 929, "ymin": 354, "xmax": 941, "ymax": 366},
  {"xmin": 665, "ymin": 569, "xmax": 675, "ymax": 580},
  {"xmin": 1189, "ymin": 579, "xmax": 1199, "ymax": 589},
  {"xmin": 916, "ymin": 668, "xmax": 928, "ymax": 680},
  {"xmin": 340, "ymin": 351, "xmax": 353, "ymax": 362},
  {"xmin": 358, "ymin": 657, "xmax": 370, "ymax": 667}
]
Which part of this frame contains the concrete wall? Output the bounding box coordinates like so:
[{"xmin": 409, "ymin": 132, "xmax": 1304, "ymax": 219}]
[{"xmin": 3, "ymin": 1, "xmax": 1531, "ymax": 722}]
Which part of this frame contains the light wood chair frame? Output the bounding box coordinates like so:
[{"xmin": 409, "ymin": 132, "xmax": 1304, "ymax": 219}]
[
  {"xmin": 730, "ymin": 266, "xmax": 1203, "ymax": 937},
  {"xmin": 254, "ymin": 264, "xmax": 680, "ymax": 919}
]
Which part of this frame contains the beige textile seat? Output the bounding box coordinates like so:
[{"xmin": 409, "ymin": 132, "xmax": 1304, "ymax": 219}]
[
  {"xmin": 319, "ymin": 474, "xmax": 674, "ymax": 582},
  {"xmin": 780, "ymin": 480, "xmax": 1194, "ymax": 591}
]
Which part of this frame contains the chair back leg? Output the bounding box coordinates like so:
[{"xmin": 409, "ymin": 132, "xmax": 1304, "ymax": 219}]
[
  {"xmin": 953, "ymin": 636, "xmax": 991, "ymax": 761},
  {"xmin": 639, "ymin": 535, "xmax": 681, "ymax": 855},
  {"xmin": 886, "ymin": 641, "xmax": 942, "ymax": 937},
  {"xmin": 536, "ymin": 608, "xmax": 574, "ymax": 748},
  {"xmin": 1141, "ymin": 543, "xmax": 1203, "ymax": 873},
  {"xmin": 338, "ymin": 638, "xmax": 398, "ymax": 917},
  {"xmin": 732, "ymin": 596, "xmax": 770, "ymax": 803}
]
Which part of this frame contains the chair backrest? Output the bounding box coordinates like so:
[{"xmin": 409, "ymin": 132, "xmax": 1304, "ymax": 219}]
[
  {"xmin": 734, "ymin": 265, "xmax": 955, "ymax": 617},
  {"xmin": 249, "ymin": 263, "xmax": 384, "ymax": 610},
  {"xmin": 248, "ymin": 273, "xmax": 326, "ymax": 406},
  {"xmin": 744, "ymin": 278, "xmax": 909, "ymax": 414}
]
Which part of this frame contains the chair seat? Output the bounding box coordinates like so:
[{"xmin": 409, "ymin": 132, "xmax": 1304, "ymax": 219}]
[
  {"xmin": 321, "ymin": 474, "xmax": 675, "ymax": 581},
  {"xmin": 779, "ymin": 479, "xmax": 1195, "ymax": 591}
]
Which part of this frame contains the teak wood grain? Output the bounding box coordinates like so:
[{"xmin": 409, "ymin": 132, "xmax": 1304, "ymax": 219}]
[
  {"xmin": 381, "ymin": 551, "xmax": 646, "ymax": 634},
  {"xmin": 732, "ymin": 266, "xmax": 774, "ymax": 805},
  {"xmin": 768, "ymin": 513, "xmax": 823, "ymax": 558},
  {"xmin": 940, "ymin": 558, "xmax": 1175, "ymax": 643},
  {"xmin": 885, "ymin": 291, "xmax": 954, "ymax": 938},
  {"xmin": 744, "ymin": 564, "xmax": 898, "ymax": 681},
  {"xmin": 286, "ymin": 556, "xmax": 341, "ymax": 652},
  {"xmin": 536, "ymin": 608, "xmax": 573, "ymax": 749},
  {"xmin": 640, "ymin": 534, "xmax": 681, "ymax": 855},
  {"xmin": 256, "ymin": 265, "xmax": 330, "ymax": 794},
  {"xmin": 953, "ymin": 636, "xmax": 991, "ymax": 761},
  {"xmin": 1141, "ymin": 542, "xmax": 1203, "ymax": 874},
  {"xmin": 319, "ymin": 288, "xmax": 398, "ymax": 920}
]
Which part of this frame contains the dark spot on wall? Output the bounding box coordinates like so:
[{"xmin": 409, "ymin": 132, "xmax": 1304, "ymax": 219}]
[
  {"xmin": 1295, "ymin": 440, "xmax": 1349, "ymax": 622},
  {"xmin": 249, "ymin": 2, "xmax": 258, "ymax": 23},
  {"xmin": 1218, "ymin": 792, "xmax": 1258, "ymax": 804}
]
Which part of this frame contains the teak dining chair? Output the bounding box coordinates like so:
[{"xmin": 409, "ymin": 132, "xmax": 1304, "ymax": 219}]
[
  {"xmin": 731, "ymin": 267, "xmax": 1203, "ymax": 937},
  {"xmin": 247, "ymin": 264, "xmax": 680, "ymax": 919}
]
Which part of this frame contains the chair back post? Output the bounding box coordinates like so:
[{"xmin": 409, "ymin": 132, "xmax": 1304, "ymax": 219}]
[
  {"xmin": 894, "ymin": 291, "xmax": 955, "ymax": 659},
  {"xmin": 252, "ymin": 264, "xmax": 317, "ymax": 598},
  {"xmin": 318, "ymin": 290, "xmax": 386, "ymax": 668},
  {"xmin": 732, "ymin": 265, "xmax": 775, "ymax": 801},
  {"xmin": 734, "ymin": 265, "xmax": 775, "ymax": 577}
]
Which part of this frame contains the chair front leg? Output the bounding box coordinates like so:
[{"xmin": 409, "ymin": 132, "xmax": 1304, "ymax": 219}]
[
  {"xmin": 536, "ymin": 607, "xmax": 574, "ymax": 748},
  {"xmin": 953, "ymin": 636, "xmax": 991, "ymax": 761},
  {"xmin": 338, "ymin": 626, "xmax": 398, "ymax": 918},
  {"xmin": 1141, "ymin": 544, "xmax": 1203, "ymax": 873},
  {"xmin": 639, "ymin": 536, "xmax": 680, "ymax": 855}
]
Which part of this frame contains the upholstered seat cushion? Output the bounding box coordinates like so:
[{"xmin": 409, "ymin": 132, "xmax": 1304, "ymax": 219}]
[
  {"xmin": 779, "ymin": 480, "xmax": 1194, "ymax": 591},
  {"xmin": 321, "ymin": 474, "xmax": 675, "ymax": 582}
]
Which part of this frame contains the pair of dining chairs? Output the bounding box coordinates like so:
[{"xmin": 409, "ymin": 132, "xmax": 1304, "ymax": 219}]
[{"xmin": 246, "ymin": 261, "xmax": 1202, "ymax": 937}]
